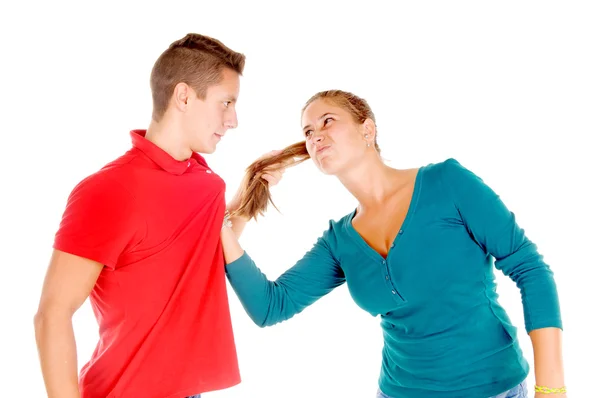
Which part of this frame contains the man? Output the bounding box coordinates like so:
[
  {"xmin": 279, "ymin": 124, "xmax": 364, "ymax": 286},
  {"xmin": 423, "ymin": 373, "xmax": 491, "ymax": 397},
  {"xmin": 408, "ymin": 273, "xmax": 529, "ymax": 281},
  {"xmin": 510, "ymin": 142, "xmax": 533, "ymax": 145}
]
[{"xmin": 34, "ymin": 33, "xmax": 280, "ymax": 398}]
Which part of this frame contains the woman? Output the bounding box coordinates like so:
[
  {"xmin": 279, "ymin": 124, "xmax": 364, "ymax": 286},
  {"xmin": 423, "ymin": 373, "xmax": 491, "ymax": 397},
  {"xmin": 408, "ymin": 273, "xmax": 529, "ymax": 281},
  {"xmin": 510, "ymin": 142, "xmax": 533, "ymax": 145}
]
[{"xmin": 222, "ymin": 90, "xmax": 566, "ymax": 397}]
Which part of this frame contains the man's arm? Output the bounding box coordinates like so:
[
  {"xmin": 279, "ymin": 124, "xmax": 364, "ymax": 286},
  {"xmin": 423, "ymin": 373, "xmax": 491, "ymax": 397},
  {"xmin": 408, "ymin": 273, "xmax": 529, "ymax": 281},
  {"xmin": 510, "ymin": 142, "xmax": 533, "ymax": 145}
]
[{"xmin": 34, "ymin": 250, "xmax": 104, "ymax": 398}]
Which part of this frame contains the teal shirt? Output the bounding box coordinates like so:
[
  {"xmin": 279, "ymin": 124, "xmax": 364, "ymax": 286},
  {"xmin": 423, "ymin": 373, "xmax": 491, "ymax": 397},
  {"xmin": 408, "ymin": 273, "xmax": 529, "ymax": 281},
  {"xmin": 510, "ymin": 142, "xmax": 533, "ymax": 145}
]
[{"xmin": 226, "ymin": 158, "xmax": 562, "ymax": 398}]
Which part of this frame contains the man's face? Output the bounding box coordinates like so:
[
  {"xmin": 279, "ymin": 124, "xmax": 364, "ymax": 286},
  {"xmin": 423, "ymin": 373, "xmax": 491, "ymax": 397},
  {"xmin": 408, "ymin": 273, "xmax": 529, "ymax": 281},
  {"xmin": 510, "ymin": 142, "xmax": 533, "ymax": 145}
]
[{"xmin": 184, "ymin": 68, "xmax": 240, "ymax": 154}]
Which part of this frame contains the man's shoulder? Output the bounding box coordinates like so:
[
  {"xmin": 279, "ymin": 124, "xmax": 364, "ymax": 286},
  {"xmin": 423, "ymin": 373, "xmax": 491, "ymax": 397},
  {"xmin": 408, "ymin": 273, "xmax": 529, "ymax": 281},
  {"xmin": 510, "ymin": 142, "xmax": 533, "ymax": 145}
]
[
  {"xmin": 98, "ymin": 148, "xmax": 140, "ymax": 176},
  {"xmin": 71, "ymin": 150, "xmax": 140, "ymax": 200}
]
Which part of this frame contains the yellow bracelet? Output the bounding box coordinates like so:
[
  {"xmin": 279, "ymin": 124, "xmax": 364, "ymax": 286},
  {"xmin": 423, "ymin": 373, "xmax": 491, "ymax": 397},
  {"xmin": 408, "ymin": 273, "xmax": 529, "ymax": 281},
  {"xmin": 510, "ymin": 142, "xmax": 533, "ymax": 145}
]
[{"xmin": 534, "ymin": 385, "xmax": 567, "ymax": 394}]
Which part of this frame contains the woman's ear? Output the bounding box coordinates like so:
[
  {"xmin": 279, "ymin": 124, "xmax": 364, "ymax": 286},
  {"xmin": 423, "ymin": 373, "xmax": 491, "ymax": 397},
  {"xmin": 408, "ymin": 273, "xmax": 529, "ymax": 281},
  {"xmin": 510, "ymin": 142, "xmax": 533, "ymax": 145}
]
[{"xmin": 362, "ymin": 118, "xmax": 377, "ymax": 143}]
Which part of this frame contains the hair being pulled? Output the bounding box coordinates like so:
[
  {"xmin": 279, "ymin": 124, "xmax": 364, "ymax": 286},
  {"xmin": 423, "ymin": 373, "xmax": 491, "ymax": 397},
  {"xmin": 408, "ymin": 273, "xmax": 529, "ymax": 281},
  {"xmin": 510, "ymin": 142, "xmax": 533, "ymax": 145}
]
[
  {"xmin": 230, "ymin": 141, "xmax": 309, "ymax": 220},
  {"xmin": 231, "ymin": 89, "xmax": 378, "ymax": 220}
]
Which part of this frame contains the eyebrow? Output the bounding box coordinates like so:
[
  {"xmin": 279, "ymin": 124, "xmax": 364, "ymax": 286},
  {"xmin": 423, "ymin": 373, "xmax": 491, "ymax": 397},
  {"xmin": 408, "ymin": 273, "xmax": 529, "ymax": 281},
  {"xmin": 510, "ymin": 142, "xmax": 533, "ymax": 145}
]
[{"xmin": 302, "ymin": 113, "xmax": 337, "ymax": 131}]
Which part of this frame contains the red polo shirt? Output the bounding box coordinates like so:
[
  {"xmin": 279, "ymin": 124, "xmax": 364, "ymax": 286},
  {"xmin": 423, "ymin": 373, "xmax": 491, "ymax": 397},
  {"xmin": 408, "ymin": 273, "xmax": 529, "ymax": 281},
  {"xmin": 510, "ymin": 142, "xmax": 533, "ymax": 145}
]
[{"xmin": 53, "ymin": 130, "xmax": 240, "ymax": 398}]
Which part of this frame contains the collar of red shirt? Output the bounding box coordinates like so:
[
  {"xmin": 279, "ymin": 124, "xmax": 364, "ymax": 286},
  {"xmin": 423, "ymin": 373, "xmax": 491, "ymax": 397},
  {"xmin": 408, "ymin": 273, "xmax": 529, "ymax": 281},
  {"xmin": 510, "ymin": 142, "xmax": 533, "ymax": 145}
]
[{"xmin": 130, "ymin": 129, "xmax": 208, "ymax": 175}]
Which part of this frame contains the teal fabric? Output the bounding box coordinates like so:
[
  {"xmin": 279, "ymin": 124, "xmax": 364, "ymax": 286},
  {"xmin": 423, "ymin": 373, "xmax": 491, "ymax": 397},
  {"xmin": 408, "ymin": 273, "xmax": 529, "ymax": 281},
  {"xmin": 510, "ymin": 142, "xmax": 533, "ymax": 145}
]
[{"xmin": 226, "ymin": 158, "xmax": 561, "ymax": 397}]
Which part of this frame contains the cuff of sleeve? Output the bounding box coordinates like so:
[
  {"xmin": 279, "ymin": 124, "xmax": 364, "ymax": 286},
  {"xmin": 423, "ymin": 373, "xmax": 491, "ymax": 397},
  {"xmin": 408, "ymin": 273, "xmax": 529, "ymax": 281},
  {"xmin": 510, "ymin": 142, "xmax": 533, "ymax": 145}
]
[
  {"xmin": 225, "ymin": 251, "xmax": 253, "ymax": 277},
  {"xmin": 526, "ymin": 319, "xmax": 563, "ymax": 334},
  {"xmin": 53, "ymin": 241, "xmax": 116, "ymax": 270}
]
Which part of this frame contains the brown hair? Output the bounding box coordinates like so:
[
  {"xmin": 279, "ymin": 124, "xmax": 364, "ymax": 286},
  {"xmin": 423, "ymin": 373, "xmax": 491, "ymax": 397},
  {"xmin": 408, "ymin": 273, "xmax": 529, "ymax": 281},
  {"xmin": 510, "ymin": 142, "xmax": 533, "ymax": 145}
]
[
  {"xmin": 231, "ymin": 89, "xmax": 379, "ymax": 220},
  {"xmin": 150, "ymin": 33, "xmax": 246, "ymax": 122}
]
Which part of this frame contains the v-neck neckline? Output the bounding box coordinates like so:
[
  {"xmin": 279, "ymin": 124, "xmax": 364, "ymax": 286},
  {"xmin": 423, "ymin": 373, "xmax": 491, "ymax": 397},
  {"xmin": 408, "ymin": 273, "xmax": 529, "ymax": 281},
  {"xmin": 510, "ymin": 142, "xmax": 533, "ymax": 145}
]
[{"xmin": 344, "ymin": 167, "xmax": 423, "ymax": 262}]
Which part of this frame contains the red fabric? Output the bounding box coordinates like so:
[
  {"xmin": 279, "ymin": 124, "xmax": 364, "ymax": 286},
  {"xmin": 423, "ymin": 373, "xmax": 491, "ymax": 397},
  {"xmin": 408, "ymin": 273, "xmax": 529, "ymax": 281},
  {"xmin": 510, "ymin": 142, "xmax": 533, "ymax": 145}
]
[{"xmin": 54, "ymin": 130, "xmax": 240, "ymax": 398}]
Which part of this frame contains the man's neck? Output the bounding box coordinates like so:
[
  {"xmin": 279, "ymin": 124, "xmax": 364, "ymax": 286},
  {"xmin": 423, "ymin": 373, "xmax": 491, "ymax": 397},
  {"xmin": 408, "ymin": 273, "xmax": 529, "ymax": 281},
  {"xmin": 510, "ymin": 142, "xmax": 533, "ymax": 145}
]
[{"xmin": 145, "ymin": 117, "xmax": 192, "ymax": 161}]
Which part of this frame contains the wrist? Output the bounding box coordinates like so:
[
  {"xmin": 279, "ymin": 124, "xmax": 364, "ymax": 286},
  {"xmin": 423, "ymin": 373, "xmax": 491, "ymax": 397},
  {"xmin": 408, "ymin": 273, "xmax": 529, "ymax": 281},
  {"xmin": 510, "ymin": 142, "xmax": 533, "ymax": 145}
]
[
  {"xmin": 534, "ymin": 384, "xmax": 567, "ymax": 396},
  {"xmin": 226, "ymin": 198, "xmax": 240, "ymax": 213},
  {"xmin": 227, "ymin": 187, "xmax": 248, "ymax": 212},
  {"xmin": 222, "ymin": 211, "xmax": 233, "ymax": 229}
]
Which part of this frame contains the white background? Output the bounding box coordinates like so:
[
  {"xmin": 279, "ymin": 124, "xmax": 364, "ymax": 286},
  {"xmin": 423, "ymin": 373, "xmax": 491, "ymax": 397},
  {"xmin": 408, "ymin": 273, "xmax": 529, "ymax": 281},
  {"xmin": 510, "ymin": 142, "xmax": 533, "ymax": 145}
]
[{"xmin": 1, "ymin": 1, "xmax": 598, "ymax": 397}]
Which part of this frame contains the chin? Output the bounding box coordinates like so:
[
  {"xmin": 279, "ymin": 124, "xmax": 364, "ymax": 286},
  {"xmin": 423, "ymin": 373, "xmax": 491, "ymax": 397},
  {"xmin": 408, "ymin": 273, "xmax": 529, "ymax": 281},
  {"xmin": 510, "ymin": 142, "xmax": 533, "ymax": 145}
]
[
  {"xmin": 314, "ymin": 158, "xmax": 341, "ymax": 176},
  {"xmin": 191, "ymin": 142, "xmax": 216, "ymax": 154},
  {"xmin": 203, "ymin": 146, "xmax": 217, "ymax": 154}
]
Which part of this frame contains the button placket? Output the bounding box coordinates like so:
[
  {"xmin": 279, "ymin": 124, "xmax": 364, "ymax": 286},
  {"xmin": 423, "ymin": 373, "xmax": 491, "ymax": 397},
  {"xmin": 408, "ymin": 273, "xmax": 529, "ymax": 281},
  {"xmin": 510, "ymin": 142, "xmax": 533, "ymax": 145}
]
[
  {"xmin": 384, "ymin": 228, "xmax": 408, "ymax": 302},
  {"xmin": 382, "ymin": 258, "xmax": 404, "ymax": 301}
]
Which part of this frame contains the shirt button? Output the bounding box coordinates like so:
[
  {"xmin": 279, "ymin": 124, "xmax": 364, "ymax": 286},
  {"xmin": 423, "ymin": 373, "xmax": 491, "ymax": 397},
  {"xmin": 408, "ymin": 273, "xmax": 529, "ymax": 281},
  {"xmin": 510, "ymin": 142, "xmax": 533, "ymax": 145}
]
[
  {"xmin": 392, "ymin": 290, "xmax": 396, "ymax": 295},
  {"xmin": 206, "ymin": 170, "xmax": 212, "ymax": 174},
  {"xmin": 385, "ymin": 275, "xmax": 389, "ymax": 280},
  {"xmin": 398, "ymin": 230, "xmax": 403, "ymax": 234},
  {"xmin": 391, "ymin": 243, "xmax": 395, "ymax": 248},
  {"xmin": 382, "ymin": 260, "xmax": 386, "ymax": 264},
  {"xmin": 187, "ymin": 162, "xmax": 191, "ymax": 167}
]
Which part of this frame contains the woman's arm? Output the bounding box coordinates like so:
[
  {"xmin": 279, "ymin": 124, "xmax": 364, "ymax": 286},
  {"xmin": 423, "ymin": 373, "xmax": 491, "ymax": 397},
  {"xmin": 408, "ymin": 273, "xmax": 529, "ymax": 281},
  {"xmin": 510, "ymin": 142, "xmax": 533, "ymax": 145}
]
[
  {"xmin": 221, "ymin": 223, "xmax": 346, "ymax": 327},
  {"xmin": 530, "ymin": 328, "xmax": 566, "ymax": 397},
  {"xmin": 441, "ymin": 158, "xmax": 566, "ymax": 395}
]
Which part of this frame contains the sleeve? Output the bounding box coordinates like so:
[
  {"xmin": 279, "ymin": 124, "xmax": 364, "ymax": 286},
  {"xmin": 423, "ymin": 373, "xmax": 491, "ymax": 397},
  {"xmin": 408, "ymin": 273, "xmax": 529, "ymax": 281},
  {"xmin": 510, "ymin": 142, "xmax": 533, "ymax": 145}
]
[
  {"xmin": 225, "ymin": 229, "xmax": 346, "ymax": 327},
  {"xmin": 53, "ymin": 173, "xmax": 145, "ymax": 269},
  {"xmin": 441, "ymin": 158, "xmax": 562, "ymax": 333}
]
